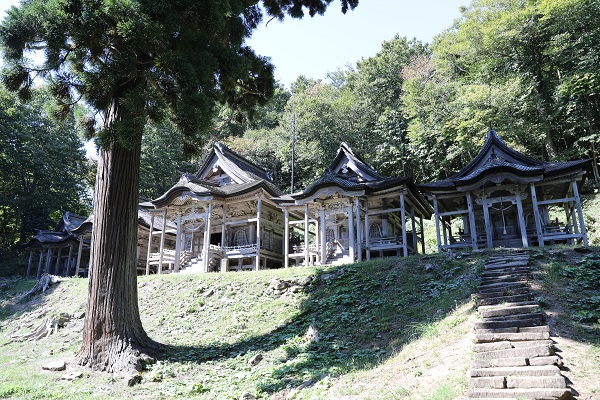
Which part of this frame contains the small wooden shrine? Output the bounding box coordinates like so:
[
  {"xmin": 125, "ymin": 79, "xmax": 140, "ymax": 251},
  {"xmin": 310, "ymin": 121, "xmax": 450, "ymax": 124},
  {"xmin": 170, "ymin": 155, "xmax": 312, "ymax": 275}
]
[
  {"xmin": 22, "ymin": 212, "xmax": 90, "ymax": 278},
  {"xmin": 419, "ymin": 130, "xmax": 591, "ymax": 251},
  {"xmin": 145, "ymin": 142, "xmax": 285, "ymax": 273},
  {"xmin": 274, "ymin": 143, "xmax": 433, "ymax": 266}
]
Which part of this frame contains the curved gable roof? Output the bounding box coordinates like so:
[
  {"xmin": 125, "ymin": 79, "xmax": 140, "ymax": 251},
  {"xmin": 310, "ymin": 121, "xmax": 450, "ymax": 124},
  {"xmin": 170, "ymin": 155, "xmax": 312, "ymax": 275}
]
[{"xmin": 421, "ymin": 130, "xmax": 591, "ymax": 191}]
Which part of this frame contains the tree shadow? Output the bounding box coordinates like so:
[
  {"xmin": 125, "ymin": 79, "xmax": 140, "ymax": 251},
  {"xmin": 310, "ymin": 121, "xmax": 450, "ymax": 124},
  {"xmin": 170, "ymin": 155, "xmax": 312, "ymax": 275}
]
[{"xmin": 155, "ymin": 254, "xmax": 482, "ymax": 396}]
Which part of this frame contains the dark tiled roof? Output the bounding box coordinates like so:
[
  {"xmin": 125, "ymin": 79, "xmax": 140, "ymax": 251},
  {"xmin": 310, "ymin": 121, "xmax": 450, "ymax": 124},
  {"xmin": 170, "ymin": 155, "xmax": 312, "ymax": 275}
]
[{"xmin": 421, "ymin": 130, "xmax": 592, "ymax": 190}]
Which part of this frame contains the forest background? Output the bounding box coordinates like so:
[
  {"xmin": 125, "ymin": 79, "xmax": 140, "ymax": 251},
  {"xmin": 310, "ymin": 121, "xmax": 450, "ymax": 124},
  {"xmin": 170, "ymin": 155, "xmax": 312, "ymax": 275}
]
[{"xmin": 1, "ymin": 0, "xmax": 599, "ymax": 250}]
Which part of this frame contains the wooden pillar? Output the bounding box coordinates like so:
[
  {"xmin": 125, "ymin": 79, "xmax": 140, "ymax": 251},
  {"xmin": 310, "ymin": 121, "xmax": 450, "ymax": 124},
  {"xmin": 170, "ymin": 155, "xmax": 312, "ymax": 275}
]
[
  {"xmin": 348, "ymin": 202, "xmax": 355, "ymax": 261},
  {"xmin": 45, "ymin": 248, "xmax": 53, "ymax": 274},
  {"xmin": 284, "ymin": 208, "xmax": 290, "ymax": 268},
  {"xmin": 572, "ymin": 180, "xmax": 589, "ymax": 246},
  {"xmin": 419, "ymin": 215, "xmax": 425, "ymax": 254},
  {"xmin": 569, "ymin": 201, "xmax": 580, "ymax": 234},
  {"xmin": 482, "ymin": 194, "xmax": 493, "ymax": 248},
  {"xmin": 515, "ymin": 190, "xmax": 529, "ymax": 248},
  {"xmin": 158, "ymin": 208, "xmax": 168, "ymax": 274},
  {"xmin": 442, "ymin": 217, "xmax": 448, "ymax": 247},
  {"xmin": 320, "ymin": 208, "xmax": 326, "ymax": 264},
  {"xmin": 304, "ymin": 204, "xmax": 309, "ymax": 266},
  {"xmin": 355, "ymin": 198, "xmax": 362, "ymax": 262},
  {"xmin": 174, "ymin": 212, "xmax": 183, "ymax": 273},
  {"xmin": 221, "ymin": 205, "xmax": 227, "ymax": 248},
  {"xmin": 53, "ymin": 247, "xmax": 62, "ymax": 275},
  {"xmin": 75, "ymin": 237, "xmax": 84, "ymax": 276},
  {"xmin": 529, "ymin": 184, "xmax": 544, "ymax": 246},
  {"xmin": 66, "ymin": 242, "xmax": 74, "ymax": 276},
  {"xmin": 26, "ymin": 250, "xmax": 34, "ymax": 278},
  {"xmin": 400, "ymin": 192, "xmax": 408, "ymax": 257},
  {"xmin": 145, "ymin": 214, "xmax": 155, "ymax": 275},
  {"xmin": 255, "ymin": 197, "xmax": 262, "ymax": 271},
  {"xmin": 410, "ymin": 206, "xmax": 417, "ymax": 253},
  {"xmin": 432, "ymin": 195, "xmax": 442, "ymax": 252},
  {"xmin": 364, "ymin": 200, "xmax": 370, "ymax": 261},
  {"xmin": 36, "ymin": 250, "xmax": 44, "ymax": 279},
  {"xmin": 204, "ymin": 201, "xmax": 213, "ymax": 272},
  {"xmin": 466, "ymin": 192, "xmax": 478, "ymax": 250}
]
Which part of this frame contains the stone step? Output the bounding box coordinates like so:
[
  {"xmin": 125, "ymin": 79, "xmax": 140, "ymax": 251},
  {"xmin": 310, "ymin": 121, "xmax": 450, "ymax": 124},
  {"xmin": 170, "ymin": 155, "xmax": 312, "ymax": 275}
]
[
  {"xmin": 479, "ymin": 305, "xmax": 540, "ymax": 319},
  {"xmin": 474, "ymin": 340, "xmax": 553, "ymax": 353},
  {"xmin": 506, "ymin": 376, "xmax": 566, "ymax": 389},
  {"xmin": 474, "ymin": 344, "xmax": 553, "ymax": 361},
  {"xmin": 476, "ymin": 294, "xmax": 533, "ymax": 306},
  {"xmin": 472, "ymin": 357, "xmax": 528, "ymax": 369},
  {"xmin": 477, "ymin": 331, "xmax": 550, "ymax": 343},
  {"xmin": 529, "ymin": 356, "xmax": 563, "ymax": 367},
  {"xmin": 470, "ymin": 376, "xmax": 506, "ymax": 389},
  {"xmin": 481, "ymin": 268, "xmax": 530, "ymax": 278},
  {"xmin": 467, "ymin": 388, "xmax": 571, "ymax": 399},
  {"xmin": 479, "ymin": 279, "xmax": 528, "ymax": 288},
  {"xmin": 476, "ymin": 287, "xmax": 531, "ymax": 299},
  {"xmin": 471, "ymin": 365, "xmax": 561, "ymax": 378},
  {"xmin": 478, "ymin": 282, "xmax": 530, "ymax": 293},
  {"xmin": 483, "ymin": 312, "xmax": 544, "ymax": 322},
  {"xmin": 474, "ymin": 316, "xmax": 544, "ymax": 332},
  {"xmin": 476, "ymin": 326, "xmax": 549, "ymax": 335}
]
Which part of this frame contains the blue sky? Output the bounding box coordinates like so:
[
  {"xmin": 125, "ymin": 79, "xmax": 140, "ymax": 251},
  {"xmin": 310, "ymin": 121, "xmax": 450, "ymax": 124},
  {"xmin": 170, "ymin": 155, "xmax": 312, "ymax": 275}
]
[{"xmin": 0, "ymin": 0, "xmax": 467, "ymax": 88}]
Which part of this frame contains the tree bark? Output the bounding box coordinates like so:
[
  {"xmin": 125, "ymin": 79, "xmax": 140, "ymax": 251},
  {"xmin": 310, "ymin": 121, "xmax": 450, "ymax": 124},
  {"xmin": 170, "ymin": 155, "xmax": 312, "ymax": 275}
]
[{"xmin": 76, "ymin": 102, "xmax": 158, "ymax": 373}]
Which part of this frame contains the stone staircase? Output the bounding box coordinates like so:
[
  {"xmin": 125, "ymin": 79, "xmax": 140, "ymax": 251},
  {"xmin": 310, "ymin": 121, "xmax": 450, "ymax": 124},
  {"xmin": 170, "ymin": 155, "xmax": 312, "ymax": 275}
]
[
  {"xmin": 468, "ymin": 251, "xmax": 573, "ymax": 400},
  {"xmin": 179, "ymin": 257, "xmax": 203, "ymax": 274}
]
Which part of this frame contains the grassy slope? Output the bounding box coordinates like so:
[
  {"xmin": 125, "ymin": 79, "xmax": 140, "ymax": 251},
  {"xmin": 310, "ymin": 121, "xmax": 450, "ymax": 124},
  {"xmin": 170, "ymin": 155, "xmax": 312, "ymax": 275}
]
[{"xmin": 0, "ymin": 247, "xmax": 599, "ymax": 399}]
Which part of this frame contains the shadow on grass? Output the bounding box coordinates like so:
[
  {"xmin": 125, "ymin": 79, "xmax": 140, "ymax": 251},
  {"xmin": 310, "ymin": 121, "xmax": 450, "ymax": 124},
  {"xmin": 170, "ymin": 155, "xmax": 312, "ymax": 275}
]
[{"xmin": 156, "ymin": 254, "xmax": 483, "ymax": 396}]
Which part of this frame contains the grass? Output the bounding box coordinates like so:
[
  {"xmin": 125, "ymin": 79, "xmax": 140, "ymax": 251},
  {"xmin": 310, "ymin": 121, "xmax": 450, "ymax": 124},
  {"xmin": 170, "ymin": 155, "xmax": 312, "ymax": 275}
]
[{"xmin": 0, "ymin": 251, "xmax": 485, "ymax": 399}]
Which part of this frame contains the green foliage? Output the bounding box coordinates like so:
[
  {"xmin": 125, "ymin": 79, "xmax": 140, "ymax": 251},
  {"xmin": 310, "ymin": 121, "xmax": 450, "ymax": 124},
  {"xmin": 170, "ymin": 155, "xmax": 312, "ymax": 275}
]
[
  {"xmin": 557, "ymin": 254, "xmax": 600, "ymax": 324},
  {"xmin": 0, "ymin": 86, "xmax": 92, "ymax": 247}
]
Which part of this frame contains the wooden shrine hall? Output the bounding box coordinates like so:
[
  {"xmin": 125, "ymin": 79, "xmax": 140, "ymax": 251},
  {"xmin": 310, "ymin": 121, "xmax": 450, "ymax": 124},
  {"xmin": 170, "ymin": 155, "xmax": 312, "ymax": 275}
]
[
  {"xmin": 144, "ymin": 141, "xmax": 285, "ymax": 274},
  {"xmin": 22, "ymin": 212, "xmax": 90, "ymax": 279},
  {"xmin": 419, "ymin": 130, "xmax": 591, "ymax": 251},
  {"xmin": 274, "ymin": 143, "xmax": 433, "ymax": 266}
]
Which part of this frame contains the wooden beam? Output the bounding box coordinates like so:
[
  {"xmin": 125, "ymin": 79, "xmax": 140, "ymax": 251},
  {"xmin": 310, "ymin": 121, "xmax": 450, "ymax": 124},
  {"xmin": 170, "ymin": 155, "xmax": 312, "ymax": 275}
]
[
  {"xmin": 304, "ymin": 204, "xmax": 309, "ymax": 266},
  {"xmin": 482, "ymin": 194, "xmax": 493, "ymax": 248},
  {"xmin": 26, "ymin": 250, "xmax": 34, "ymax": 279},
  {"xmin": 400, "ymin": 192, "xmax": 408, "ymax": 257},
  {"xmin": 537, "ymin": 197, "xmax": 576, "ymax": 206},
  {"xmin": 283, "ymin": 208, "xmax": 290, "ymax": 268},
  {"xmin": 439, "ymin": 209, "xmax": 470, "ymax": 217},
  {"xmin": 410, "ymin": 206, "xmax": 417, "ymax": 253},
  {"xmin": 365, "ymin": 200, "xmax": 370, "ymax": 261},
  {"xmin": 466, "ymin": 192, "xmax": 478, "ymax": 250},
  {"xmin": 53, "ymin": 247, "xmax": 62, "ymax": 275},
  {"xmin": 158, "ymin": 208, "xmax": 168, "ymax": 274},
  {"xmin": 174, "ymin": 213, "xmax": 183, "ymax": 273},
  {"xmin": 255, "ymin": 197, "xmax": 261, "ymax": 271},
  {"xmin": 320, "ymin": 208, "xmax": 326, "ymax": 264},
  {"xmin": 204, "ymin": 201, "xmax": 213, "ymax": 272},
  {"xmin": 530, "ymin": 184, "xmax": 544, "ymax": 247},
  {"xmin": 432, "ymin": 195, "xmax": 442, "ymax": 252},
  {"xmin": 66, "ymin": 243, "xmax": 74, "ymax": 276},
  {"xmin": 515, "ymin": 191, "xmax": 529, "ymax": 248},
  {"xmin": 355, "ymin": 198, "xmax": 362, "ymax": 262},
  {"xmin": 572, "ymin": 180, "xmax": 589, "ymax": 246},
  {"xmin": 36, "ymin": 250, "xmax": 44, "ymax": 279},
  {"xmin": 75, "ymin": 238, "xmax": 84, "ymax": 277},
  {"xmin": 145, "ymin": 214, "xmax": 154, "ymax": 275},
  {"xmin": 348, "ymin": 202, "xmax": 355, "ymax": 261}
]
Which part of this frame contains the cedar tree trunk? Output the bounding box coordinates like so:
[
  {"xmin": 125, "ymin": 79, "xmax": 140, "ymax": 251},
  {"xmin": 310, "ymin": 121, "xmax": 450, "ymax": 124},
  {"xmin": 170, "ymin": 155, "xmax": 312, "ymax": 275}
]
[{"xmin": 76, "ymin": 102, "xmax": 158, "ymax": 373}]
